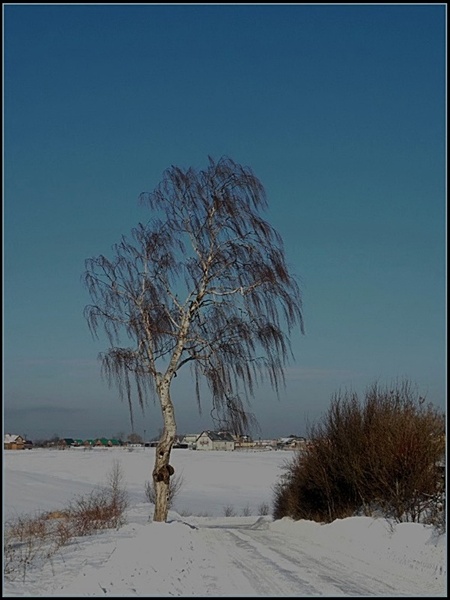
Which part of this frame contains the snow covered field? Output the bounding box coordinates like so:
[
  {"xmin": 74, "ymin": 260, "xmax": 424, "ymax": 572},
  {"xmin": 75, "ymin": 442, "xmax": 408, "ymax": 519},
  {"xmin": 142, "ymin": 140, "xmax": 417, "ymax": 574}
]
[{"xmin": 3, "ymin": 447, "xmax": 447, "ymax": 596}]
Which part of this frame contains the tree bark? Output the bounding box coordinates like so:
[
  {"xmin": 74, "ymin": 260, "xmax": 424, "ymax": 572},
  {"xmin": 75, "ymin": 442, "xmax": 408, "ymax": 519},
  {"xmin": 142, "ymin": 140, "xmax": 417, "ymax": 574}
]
[{"xmin": 152, "ymin": 378, "xmax": 176, "ymax": 522}]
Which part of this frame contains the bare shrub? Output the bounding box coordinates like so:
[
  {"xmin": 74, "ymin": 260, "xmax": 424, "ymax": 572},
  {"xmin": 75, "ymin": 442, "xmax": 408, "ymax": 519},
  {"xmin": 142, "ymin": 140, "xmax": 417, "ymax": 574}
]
[
  {"xmin": 258, "ymin": 502, "xmax": 270, "ymax": 516},
  {"xmin": 68, "ymin": 489, "xmax": 113, "ymax": 535},
  {"xmin": 144, "ymin": 472, "xmax": 184, "ymax": 510},
  {"xmin": 6, "ymin": 513, "xmax": 50, "ymax": 543},
  {"xmin": 53, "ymin": 518, "xmax": 73, "ymax": 547},
  {"xmin": 420, "ymin": 490, "xmax": 446, "ymax": 533},
  {"xmin": 68, "ymin": 460, "xmax": 128, "ymax": 535},
  {"xmin": 3, "ymin": 514, "xmax": 52, "ymax": 582},
  {"xmin": 106, "ymin": 459, "xmax": 129, "ymax": 527},
  {"xmin": 273, "ymin": 380, "xmax": 445, "ymax": 526},
  {"xmin": 4, "ymin": 461, "xmax": 129, "ymax": 582},
  {"xmin": 241, "ymin": 503, "xmax": 252, "ymax": 516},
  {"xmin": 4, "ymin": 508, "xmax": 77, "ymax": 583},
  {"xmin": 223, "ymin": 504, "xmax": 236, "ymax": 517}
]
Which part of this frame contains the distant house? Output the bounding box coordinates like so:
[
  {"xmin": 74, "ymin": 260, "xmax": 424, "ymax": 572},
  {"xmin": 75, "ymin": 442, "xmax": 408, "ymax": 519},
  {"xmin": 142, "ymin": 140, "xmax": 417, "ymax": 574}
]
[
  {"xmin": 4, "ymin": 434, "xmax": 25, "ymax": 450},
  {"xmin": 58, "ymin": 438, "xmax": 75, "ymax": 448},
  {"xmin": 252, "ymin": 438, "xmax": 277, "ymax": 450},
  {"xmin": 181, "ymin": 434, "xmax": 200, "ymax": 449},
  {"xmin": 173, "ymin": 435, "xmax": 188, "ymax": 448},
  {"xmin": 277, "ymin": 436, "xmax": 307, "ymax": 450},
  {"xmin": 174, "ymin": 441, "xmax": 188, "ymax": 449},
  {"xmin": 234, "ymin": 435, "xmax": 256, "ymax": 450},
  {"xmin": 94, "ymin": 438, "xmax": 115, "ymax": 447},
  {"xmin": 196, "ymin": 430, "xmax": 235, "ymax": 451}
]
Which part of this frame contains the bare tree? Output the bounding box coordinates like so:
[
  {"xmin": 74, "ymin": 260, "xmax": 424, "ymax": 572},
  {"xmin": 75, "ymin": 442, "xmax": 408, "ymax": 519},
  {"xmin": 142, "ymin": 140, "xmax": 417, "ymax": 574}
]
[
  {"xmin": 83, "ymin": 156, "xmax": 304, "ymax": 522},
  {"xmin": 127, "ymin": 432, "xmax": 143, "ymax": 445}
]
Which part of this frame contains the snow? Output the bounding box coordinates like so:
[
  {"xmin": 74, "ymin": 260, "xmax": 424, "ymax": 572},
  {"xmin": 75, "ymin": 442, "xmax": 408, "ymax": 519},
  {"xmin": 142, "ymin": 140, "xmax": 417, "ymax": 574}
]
[{"xmin": 3, "ymin": 447, "xmax": 447, "ymax": 597}]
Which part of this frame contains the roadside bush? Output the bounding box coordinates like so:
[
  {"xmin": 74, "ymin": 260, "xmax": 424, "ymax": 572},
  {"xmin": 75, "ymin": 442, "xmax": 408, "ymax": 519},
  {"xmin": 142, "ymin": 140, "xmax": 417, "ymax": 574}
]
[
  {"xmin": 273, "ymin": 380, "xmax": 445, "ymax": 526},
  {"xmin": 223, "ymin": 504, "xmax": 236, "ymax": 517},
  {"xmin": 241, "ymin": 503, "xmax": 252, "ymax": 516},
  {"xmin": 4, "ymin": 461, "xmax": 128, "ymax": 582},
  {"xmin": 258, "ymin": 502, "xmax": 270, "ymax": 516},
  {"xmin": 69, "ymin": 459, "xmax": 128, "ymax": 534}
]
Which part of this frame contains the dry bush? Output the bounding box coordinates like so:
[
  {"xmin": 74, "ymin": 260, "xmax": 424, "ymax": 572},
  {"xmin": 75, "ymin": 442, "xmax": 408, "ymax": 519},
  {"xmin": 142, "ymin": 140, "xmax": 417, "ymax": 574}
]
[
  {"xmin": 4, "ymin": 513, "xmax": 53, "ymax": 582},
  {"xmin": 273, "ymin": 380, "xmax": 445, "ymax": 526},
  {"xmin": 258, "ymin": 502, "xmax": 270, "ymax": 516},
  {"xmin": 3, "ymin": 509, "xmax": 76, "ymax": 582},
  {"xmin": 144, "ymin": 472, "xmax": 184, "ymax": 510},
  {"xmin": 68, "ymin": 460, "xmax": 128, "ymax": 535},
  {"xmin": 6, "ymin": 513, "xmax": 50, "ymax": 542},
  {"xmin": 4, "ymin": 461, "xmax": 129, "ymax": 582},
  {"xmin": 241, "ymin": 503, "xmax": 252, "ymax": 516},
  {"xmin": 223, "ymin": 504, "xmax": 236, "ymax": 517},
  {"xmin": 68, "ymin": 489, "xmax": 115, "ymax": 535}
]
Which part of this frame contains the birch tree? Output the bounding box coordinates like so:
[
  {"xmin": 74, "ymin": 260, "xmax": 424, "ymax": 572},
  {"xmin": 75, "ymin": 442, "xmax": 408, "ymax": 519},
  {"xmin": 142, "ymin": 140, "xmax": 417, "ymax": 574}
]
[{"xmin": 83, "ymin": 156, "xmax": 304, "ymax": 522}]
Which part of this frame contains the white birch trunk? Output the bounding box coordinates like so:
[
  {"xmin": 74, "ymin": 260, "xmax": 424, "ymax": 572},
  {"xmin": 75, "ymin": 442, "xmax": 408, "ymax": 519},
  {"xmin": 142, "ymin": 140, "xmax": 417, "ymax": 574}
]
[{"xmin": 152, "ymin": 377, "xmax": 176, "ymax": 522}]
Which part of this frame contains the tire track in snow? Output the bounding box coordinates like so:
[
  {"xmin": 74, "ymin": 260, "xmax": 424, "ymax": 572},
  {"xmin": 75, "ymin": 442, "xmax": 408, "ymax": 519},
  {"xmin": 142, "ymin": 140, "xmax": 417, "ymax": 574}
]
[
  {"xmin": 200, "ymin": 522, "xmax": 439, "ymax": 596},
  {"xmin": 231, "ymin": 528, "xmax": 396, "ymax": 596},
  {"xmin": 219, "ymin": 528, "xmax": 321, "ymax": 595},
  {"xmin": 255, "ymin": 525, "xmax": 444, "ymax": 597}
]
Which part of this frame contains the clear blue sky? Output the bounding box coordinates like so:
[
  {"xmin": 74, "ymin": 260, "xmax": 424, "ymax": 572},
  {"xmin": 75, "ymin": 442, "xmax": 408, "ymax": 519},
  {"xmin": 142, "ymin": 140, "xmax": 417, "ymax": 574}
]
[{"xmin": 4, "ymin": 4, "xmax": 446, "ymax": 441}]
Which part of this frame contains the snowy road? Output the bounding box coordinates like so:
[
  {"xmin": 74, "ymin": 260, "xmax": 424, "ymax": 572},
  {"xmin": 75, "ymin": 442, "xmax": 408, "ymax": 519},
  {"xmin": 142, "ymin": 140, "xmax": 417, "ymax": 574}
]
[{"xmin": 193, "ymin": 517, "xmax": 444, "ymax": 597}]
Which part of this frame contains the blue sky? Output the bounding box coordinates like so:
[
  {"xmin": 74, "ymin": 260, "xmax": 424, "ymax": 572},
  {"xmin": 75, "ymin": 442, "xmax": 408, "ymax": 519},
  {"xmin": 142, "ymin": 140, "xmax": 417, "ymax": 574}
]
[{"xmin": 4, "ymin": 4, "xmax": 446, "ymax": 441}]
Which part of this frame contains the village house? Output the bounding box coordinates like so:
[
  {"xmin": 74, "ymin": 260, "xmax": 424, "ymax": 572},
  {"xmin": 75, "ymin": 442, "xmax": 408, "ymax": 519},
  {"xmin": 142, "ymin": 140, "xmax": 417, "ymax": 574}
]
[
  {"xmin": 252, "ymin": 438, "xmax": 278, "ymax": 450},
  {"xmin": 4, "ymin": 434, "xmax": 25, "ymax": 450},
  {"xmin": 180, "ymin": 434, "xmax": 201, "ymax": 449},
  {"xmin": 58, "ymin": 438, "xmax": 75, "ymax": 448},
  {"xmin": 277, "ymin": 436, "xmax": 307, "ymax": 450},
  {"xmin": 94, "ymin": 438, "xmax": 123, "ymax": 447},
  {"xmin": 196, "ymin": 430, "xmax": 235, "ymax": 451},
  {"xmin": 234, "ymin": 434, "xmax": 256, "ymax": 450},
  {"xmin": 53, "ymin": 437, "xmax": 124, "ymax": 449}
]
